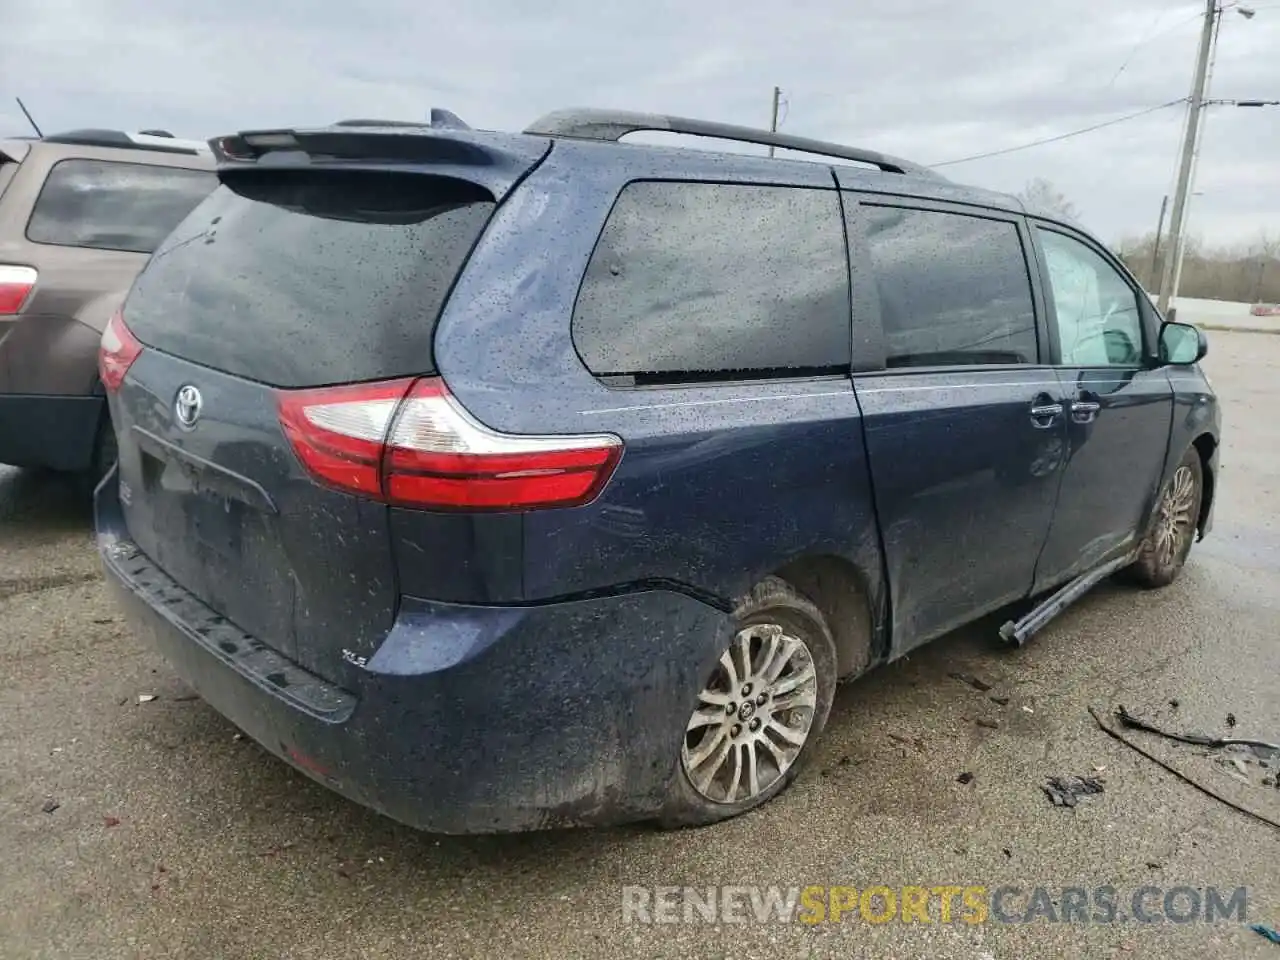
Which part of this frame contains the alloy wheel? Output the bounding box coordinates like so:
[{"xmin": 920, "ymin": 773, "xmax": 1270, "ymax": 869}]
[
  {"xmin": 680, "ymin": 623, "xmax": 819, "ymax": 805},
  {"xmin": 1155, "ymin": 464, "xmax": 1197, "ymax": 568}
]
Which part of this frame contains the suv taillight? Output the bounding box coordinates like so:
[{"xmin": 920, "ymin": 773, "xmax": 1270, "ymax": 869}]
[
  {"xmin": 98, "ymin": 309, "xmax": 144, "ymax": 392},
  {"xmin": 277, "ymin": 377, "xmax": 623, "ymax": 511},
  {"xmin": 0, "ymin": 265, "xmax": 37, "ymax": 315}
]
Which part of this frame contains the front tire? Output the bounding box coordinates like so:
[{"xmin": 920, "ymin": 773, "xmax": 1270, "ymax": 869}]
[
  {"xmin": 659, "ymin": 577, "xmax": 837, "ymax": 828},
  {"xmin": 1129, "ymin": 448, "xmax": 1203, "ymax": 588}
]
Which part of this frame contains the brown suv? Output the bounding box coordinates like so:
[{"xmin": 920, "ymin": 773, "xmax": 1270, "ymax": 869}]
[{"xmin": 0, "ymin": 129, "xmax": 215, "ymax": 479}]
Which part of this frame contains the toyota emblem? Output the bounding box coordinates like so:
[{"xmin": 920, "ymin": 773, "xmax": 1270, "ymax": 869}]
[{"xmin": 174, "ymin": 385, "xmax": 203, "ymax": 428}]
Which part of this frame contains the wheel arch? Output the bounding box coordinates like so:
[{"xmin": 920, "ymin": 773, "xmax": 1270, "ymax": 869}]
[
  {"xmin": 771, "ymin": 553, "xmax": 882, "ymax": 679},
  {"xmin": 1191, "ymin": 432, "xmax": 1217, "ymax": 540}
]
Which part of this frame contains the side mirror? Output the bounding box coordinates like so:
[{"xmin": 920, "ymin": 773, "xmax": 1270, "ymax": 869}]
[{"xmin": 1159, "ymin": 321, "xmax": 1208, "ymax": 366}]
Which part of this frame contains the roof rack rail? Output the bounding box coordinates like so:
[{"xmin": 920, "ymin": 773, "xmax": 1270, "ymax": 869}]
[
  {"xmin": 40, "ymin": 128, "xmax": 207, "ymax": 156},
  {"xmin": 523, "ymin": 108, "xmax": 938, "ymax": 178}
]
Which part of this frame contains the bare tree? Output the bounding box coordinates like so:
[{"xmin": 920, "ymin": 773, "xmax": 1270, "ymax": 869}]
[
  {"xmin": 1017, "ymin": 178, "xmax": 1080, "ymax": 222},
  {"xmin": 1115, "ymin": 231, "xmax": 1280, "ymax": 304},
  {"xmin": 1250, "ymin": 232, "xmax": 1280, "ymax": 304}
]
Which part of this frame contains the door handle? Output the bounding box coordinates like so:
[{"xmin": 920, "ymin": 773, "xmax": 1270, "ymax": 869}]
[
  {"xmin": 1071, "ymin": 395, "xmax": 1101, "ymax": 424},
  {"xmin": 1030, "ymin": 399, "xmax": 1064, "ymax": 429}
]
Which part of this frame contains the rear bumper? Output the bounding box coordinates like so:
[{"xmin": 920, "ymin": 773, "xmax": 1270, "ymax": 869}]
[
  {"xmin": 0, "ymin": 393, "xmax": 102, "ymax": 471},
  {"xmin": 95, "ymin": 470, "xmax": 731, "ymax": 833}
]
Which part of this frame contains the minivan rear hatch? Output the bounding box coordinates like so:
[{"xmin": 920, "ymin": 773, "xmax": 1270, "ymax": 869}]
[{"xmin": 109, "ymin": 127, "xmax": 549, "ymax": 683}]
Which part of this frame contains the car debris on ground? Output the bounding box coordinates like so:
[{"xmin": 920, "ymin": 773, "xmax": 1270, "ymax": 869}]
[
  {"xmin": 1089, "ymin": 705, "xmax": 1280, "ymax": 833},
  {"xmin": 1252, "ymin": 922, "xmax": 1280, "ymax": 945},
  {"xmin": 887, "ymin": 732, "xmax": 926, "ymax": 753},
  {"xmin": 1113, "ymin": 704, "xmax": 1280, "ymax": 755},
  {"xmin": 949, "ymin": 672, "xmax": 993, "ymax": 692},
  {"xmin": 1042, "ymin": 775, "xmax": 1106, "ymax": 808}
]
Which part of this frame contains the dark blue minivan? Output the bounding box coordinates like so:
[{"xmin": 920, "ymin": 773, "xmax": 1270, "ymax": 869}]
[{"xmin": 95, "ymin": 109, "xmax": 1220, "ymax": 832}]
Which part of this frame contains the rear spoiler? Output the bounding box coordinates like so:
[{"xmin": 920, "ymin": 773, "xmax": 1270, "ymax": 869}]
[
  {"xmin": 206, "ymin": 124, "xmax": 551, "ymax": 198},
  {"xmin": 0, "ymin": 138, "xmax": 33, "ymax": 164}
]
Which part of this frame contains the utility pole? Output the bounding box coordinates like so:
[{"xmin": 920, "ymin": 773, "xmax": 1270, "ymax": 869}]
[
  {"xmin": 1157, "ymin": 0, "xmax": 1219, "ymax": 315},
  {"xmin": 1150, "ymin": 194, "xmax": 1169, "ymax": 289},
  {"xmin": 1171, "ymin": 1, "xmax": 1225, "ymax": 310},
  {"xmin": 768, "ymin": 86, "xmax": 781, "ymax": 158}
]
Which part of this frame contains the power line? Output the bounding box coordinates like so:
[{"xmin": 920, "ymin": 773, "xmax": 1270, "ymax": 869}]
[
  {"xmin": 930, "ymin": 98, "xmax": 1187, "ymax": 167},
  {"xmin": 1105, "ymin": 9, "xmax": 1204, "ymax": 89}
]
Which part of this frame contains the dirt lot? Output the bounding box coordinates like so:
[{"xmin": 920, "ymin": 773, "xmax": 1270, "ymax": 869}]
[{"xmin": 2, "ymin": 331, "xmax": 1279, "ymax": 960}]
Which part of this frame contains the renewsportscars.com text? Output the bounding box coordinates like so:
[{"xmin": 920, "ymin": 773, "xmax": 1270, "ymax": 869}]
[{"xmin": 622, "ymin": 884, "xmax": 1249, "ymax": 926}]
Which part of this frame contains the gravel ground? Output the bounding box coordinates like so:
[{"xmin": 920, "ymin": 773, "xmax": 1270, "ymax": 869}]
[{"xmin": 1, "ymin": 330, "xmax": 1278, "ymax": 960}]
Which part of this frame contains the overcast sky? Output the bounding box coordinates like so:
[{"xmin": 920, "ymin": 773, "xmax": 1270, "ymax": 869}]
[{"xmin": 3, "ymin": 0, "xmax": 1277, "ymax": 246}]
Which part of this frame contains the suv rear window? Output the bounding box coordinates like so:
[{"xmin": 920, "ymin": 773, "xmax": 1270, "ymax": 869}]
[
  {"xmin": 861, "ymin": 205, "xmax": 1038, "ymax": 367},
  {"xmin": 26, "ymin": 159, "xmax": 214, "ymax": 254},
  {"xmin": 572, "ymin": 181, "xmax": 850, "ymax": 383},
  {"xmin": 124, "ymin": 171, "xmax": 496, "ymax": 388}
]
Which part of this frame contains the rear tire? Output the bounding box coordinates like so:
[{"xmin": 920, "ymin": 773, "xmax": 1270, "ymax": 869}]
[
  {"xmin": 81, "ymin": 412, "xmax": 117, "ymax": 498},
  {"xmin": 658, "ymin": 577, "xmax": 837, "ymax": 829},
  {"xmin": 1128, "ymin": 448, "xmax": 1202, "ymax": 588}
]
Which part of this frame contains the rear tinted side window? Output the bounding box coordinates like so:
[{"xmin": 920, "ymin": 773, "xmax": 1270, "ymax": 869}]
[
  {"xmin": 861, "ymin": 205, "xmax": 1037, "ymax": 367},
  {"xmin": 572, "ymin": 181, "xmax": 850, "ymax": 383},
  {"xmin": 26, "ymin": 159, "xmax": 215, "ymax": 254}
]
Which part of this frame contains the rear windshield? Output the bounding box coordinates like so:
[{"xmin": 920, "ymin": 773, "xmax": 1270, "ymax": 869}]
[
  {"xmin": 124, "ymin": 170, "xmax": 496, "ymax": 388},
  {"xmin": 26, "ymin": 159, "xmax": 215, "ymax": 254}
]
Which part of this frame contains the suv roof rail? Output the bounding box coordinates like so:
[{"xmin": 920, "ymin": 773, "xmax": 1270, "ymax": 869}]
[
  {"xmin": 41, "ymin": 128, "xmax": 208, "ymax": 156},
  {"xmin": 524, "ymin": 108, "xmax": 939, "ymax": 178}
]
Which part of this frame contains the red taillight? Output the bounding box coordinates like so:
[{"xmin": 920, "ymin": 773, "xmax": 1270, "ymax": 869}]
[
  {"xmin": 277, "ymin": 377, "xmax": 623, "ymax": 511},
  {"xmin": 277, "ymin": 379, "xmax": 411, "ymax": 499},
  {"xmin": 384, "ymin": 379, "xmax": 623, "ymax": 509},
  {"xmin": 98, "ymin": 309, "xmax": 144, "ymax": 392},
  {"xmin": 0, "ymin": 265, "xmax": 37, "ymax": 315}
]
